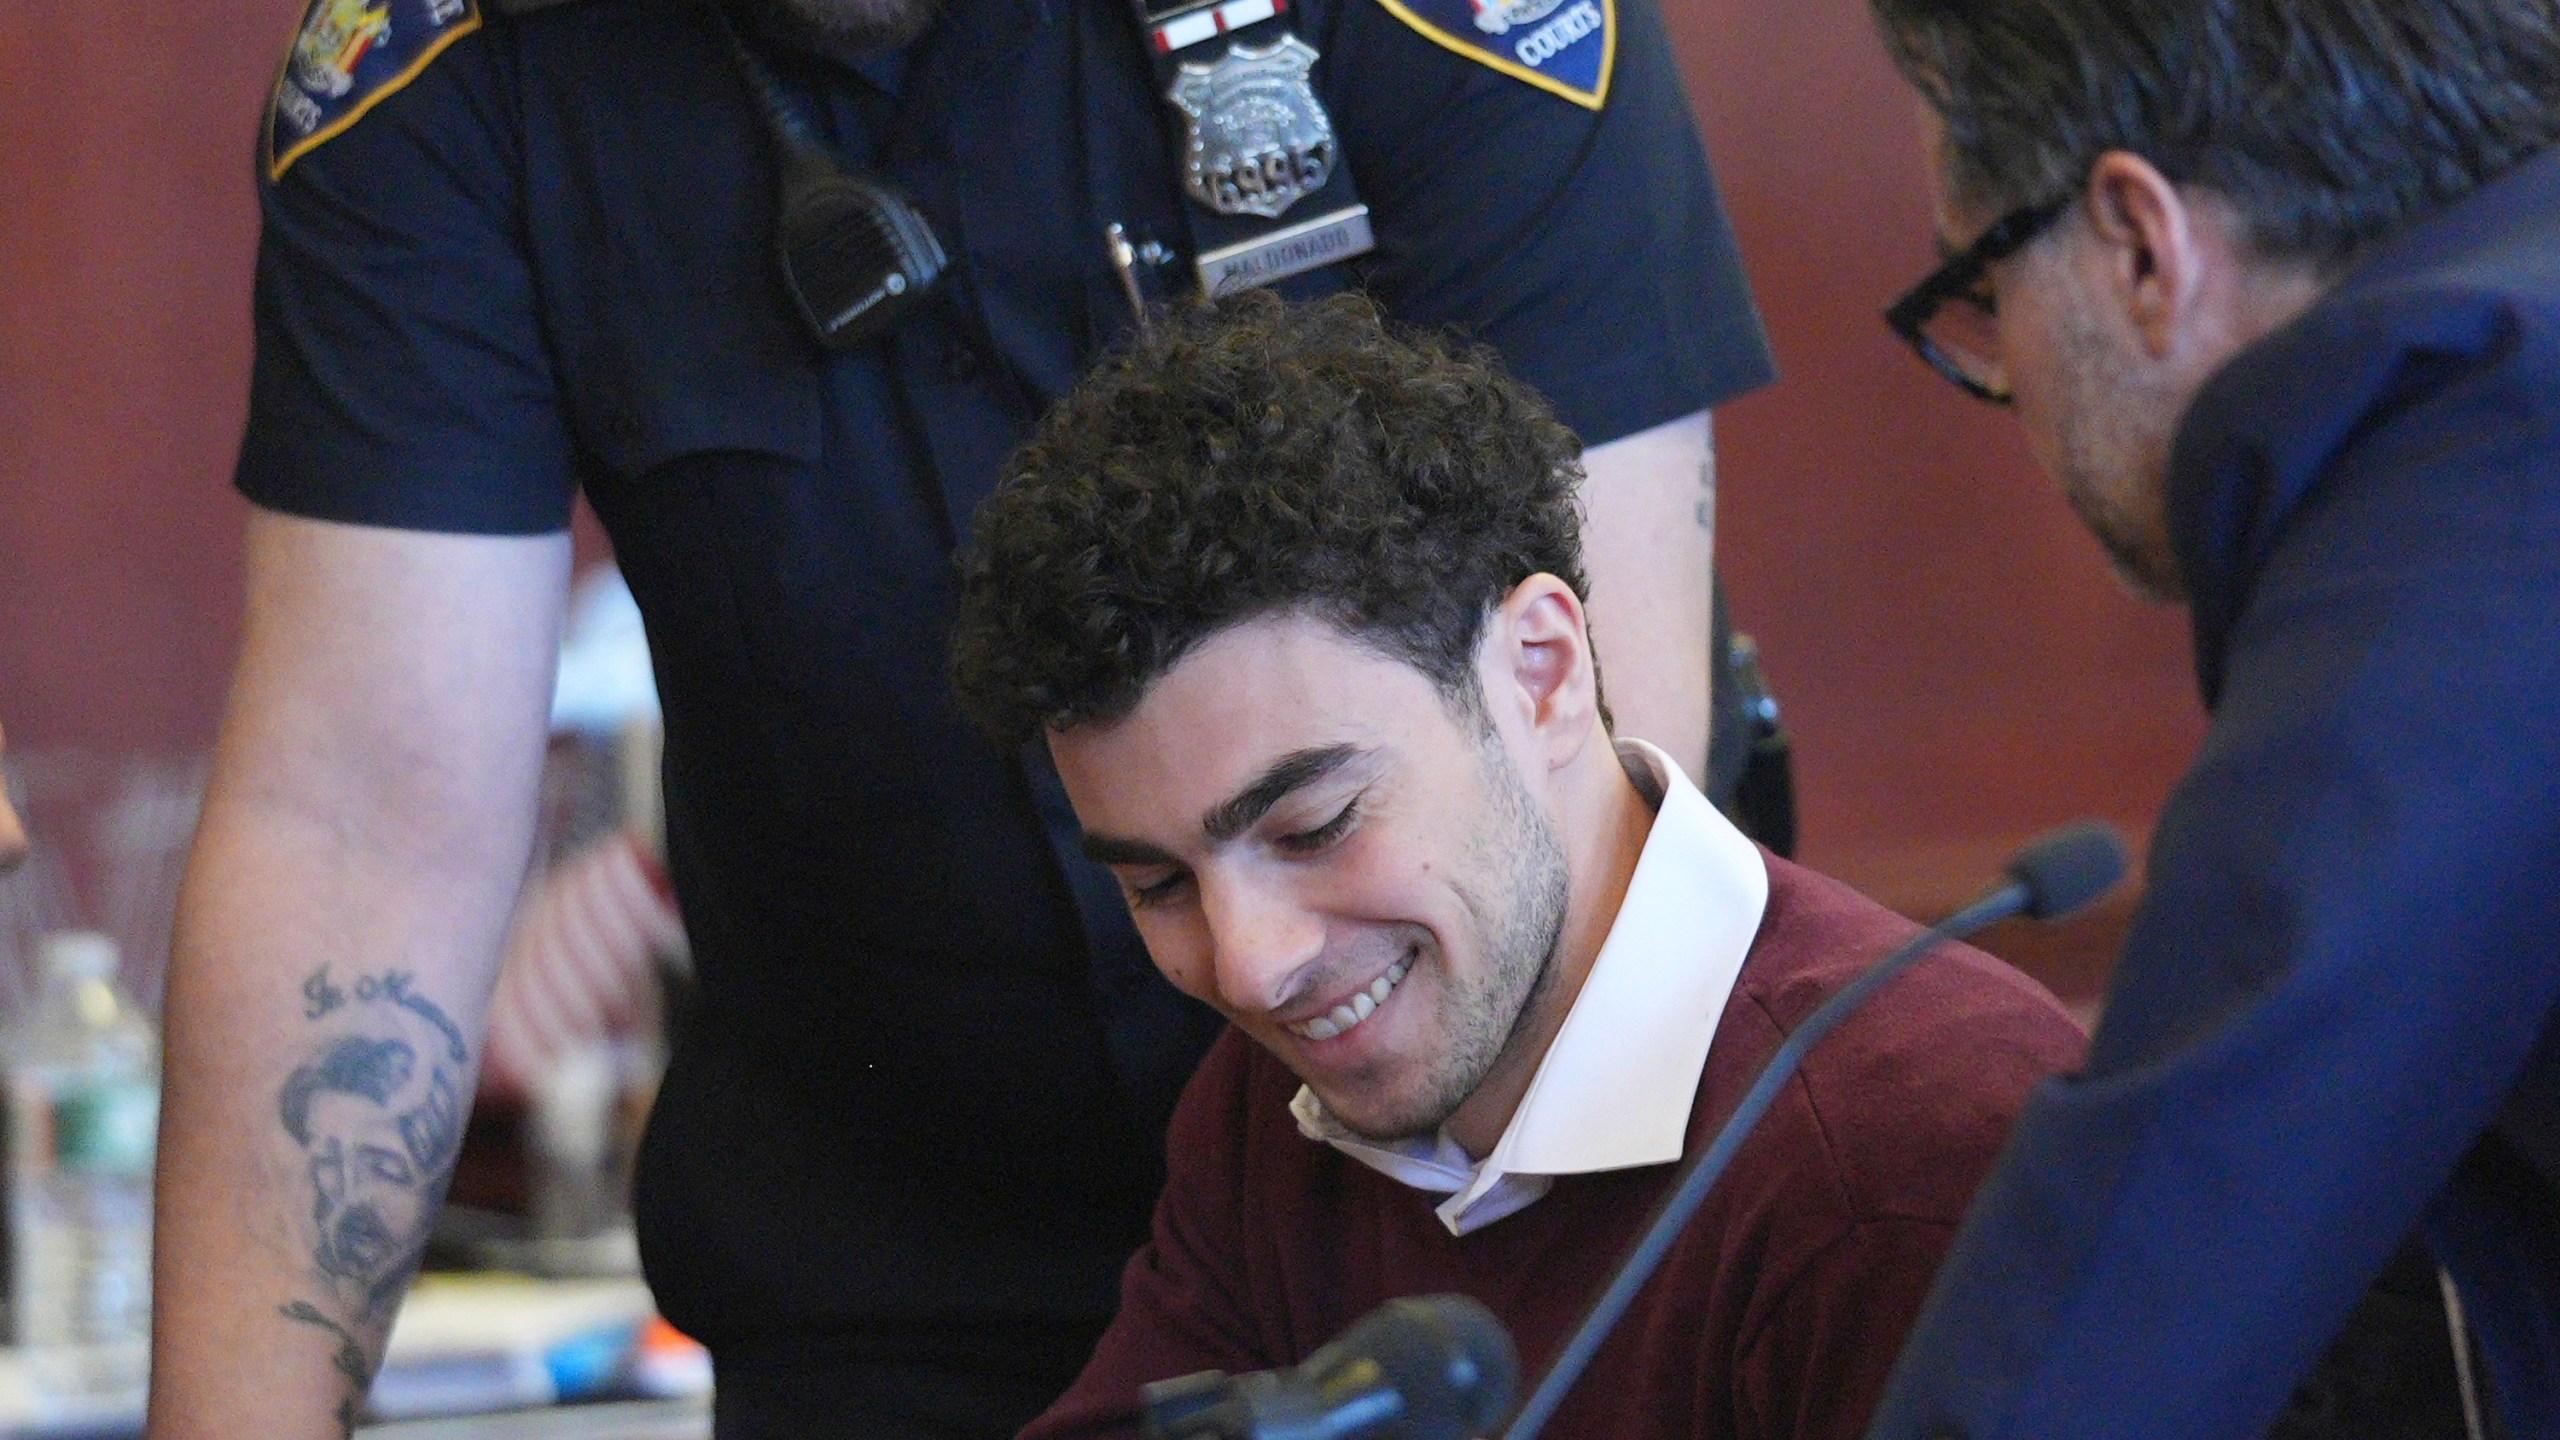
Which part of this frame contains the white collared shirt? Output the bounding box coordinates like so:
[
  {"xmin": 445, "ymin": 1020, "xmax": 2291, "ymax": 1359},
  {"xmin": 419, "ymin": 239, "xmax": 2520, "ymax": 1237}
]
[{"xmin": 1289, "ymin": 738, "xmax": 1771, "ymax": 1236}]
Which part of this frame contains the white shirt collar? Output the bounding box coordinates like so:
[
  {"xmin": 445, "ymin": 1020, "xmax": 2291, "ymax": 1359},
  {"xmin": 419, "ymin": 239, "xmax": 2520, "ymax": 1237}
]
[{"xmin": 1290, "ymin": 738, "xmax": 1771, "ymax": 1236}]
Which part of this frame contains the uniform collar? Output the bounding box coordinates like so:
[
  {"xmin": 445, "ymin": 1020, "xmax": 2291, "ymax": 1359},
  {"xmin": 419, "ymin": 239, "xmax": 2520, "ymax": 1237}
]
[
  {"xmin": 2167, "ymin": 144, "xmax": 2560, "ymax": 707},
  {"xmin": 1292, "ymin": 738, "xmax": 1771, "ymax": 1235}
]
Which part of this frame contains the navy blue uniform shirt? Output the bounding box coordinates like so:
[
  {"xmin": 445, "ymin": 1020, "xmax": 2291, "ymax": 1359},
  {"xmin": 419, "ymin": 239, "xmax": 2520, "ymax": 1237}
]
[
  {"xmin": 236, "ymin": 0, "xmax": 1772, "ymax": 1392},
  {"xmin": 1865, "ymin": 146, "xmax": 2560, "ymax": 1440}
]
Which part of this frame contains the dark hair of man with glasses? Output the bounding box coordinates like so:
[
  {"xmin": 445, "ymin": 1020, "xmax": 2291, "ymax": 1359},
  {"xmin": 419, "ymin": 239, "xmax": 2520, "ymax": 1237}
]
[{"xmin": 1855, "ymin": 3, "xmax": 2560, "ymax": 1440}]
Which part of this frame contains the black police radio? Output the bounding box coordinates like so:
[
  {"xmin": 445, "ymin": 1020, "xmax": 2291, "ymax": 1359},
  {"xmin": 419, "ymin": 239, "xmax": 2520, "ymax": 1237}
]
[
  {"xmin": 709, "ymin": 6, "xmax": 950, "ymax": 351},
  {"xmin": 479, "ymin": 0, "xmax": 948, "ymax": 352},
  {"xmin": 719, "ymin": 0, "xmax": 1386, "ymax": 349},
  {"xmin": 494, "ymin": 0, "xmax": 1368, "ymax": 345}
]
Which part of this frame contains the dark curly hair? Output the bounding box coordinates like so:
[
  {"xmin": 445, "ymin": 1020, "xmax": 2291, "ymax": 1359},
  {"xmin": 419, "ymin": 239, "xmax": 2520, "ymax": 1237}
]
[{"xmin": 952, "ymin": 291, "xmax": 1593, "ymax": 746}]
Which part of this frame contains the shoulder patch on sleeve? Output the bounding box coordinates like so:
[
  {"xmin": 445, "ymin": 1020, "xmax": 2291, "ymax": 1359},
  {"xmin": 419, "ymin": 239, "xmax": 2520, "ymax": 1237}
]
[
  {"xmin": 1368, "ymin": 0, "xmax": 1612, "ymax": 109},
  {"xmin": 265, "ymin": 0, "xmax": 483, "ymax": 182}
]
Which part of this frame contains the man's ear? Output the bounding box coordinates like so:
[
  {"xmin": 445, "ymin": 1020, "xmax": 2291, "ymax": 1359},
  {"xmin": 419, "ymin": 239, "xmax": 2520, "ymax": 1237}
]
[
  {"xmin": 2079, "ymin": 150, "xmax": 2218, "ymax": 362},
  {"xmin": 1484, "ymin": 574, "xmax": 1601, "ymax": 767}
]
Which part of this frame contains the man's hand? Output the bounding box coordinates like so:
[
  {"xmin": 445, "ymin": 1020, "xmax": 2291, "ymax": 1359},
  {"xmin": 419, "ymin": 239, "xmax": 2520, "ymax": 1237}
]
[
  {"xmin": 1577, "ymin": 410, "xmax": 1717, "ymax": 782},
  {"xmin": 148, "ymin": 511, "xmax": 570, "ymax": 1439}
]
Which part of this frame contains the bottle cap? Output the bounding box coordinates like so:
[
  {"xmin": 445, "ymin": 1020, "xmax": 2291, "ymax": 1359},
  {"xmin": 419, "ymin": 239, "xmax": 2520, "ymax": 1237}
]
[{"xmin": 37, "ymin": 931, "xmax": 118, "ymax": 982}]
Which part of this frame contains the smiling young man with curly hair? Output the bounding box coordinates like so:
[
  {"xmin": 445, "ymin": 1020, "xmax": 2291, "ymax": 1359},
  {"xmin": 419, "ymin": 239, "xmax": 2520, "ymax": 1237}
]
[{"xmin": 951, "ymin": 292, "xmax": 2084, "ymax": 1440}]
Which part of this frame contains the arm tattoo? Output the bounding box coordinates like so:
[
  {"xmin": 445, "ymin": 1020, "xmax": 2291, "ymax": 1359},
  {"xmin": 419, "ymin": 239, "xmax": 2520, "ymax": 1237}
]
[
  {"xmin": 279, "ymin": 1301, "xmax": 367, "ymax": 1439},
  {"xmin": 275, "ymin": 969, "xmax": 470, "ymax": 1434},
  {"xmin": 280, "ymin": 1300, "xmax": 369, "ymax": 1387},
  {"xmin": 275, "ymin": 967, "xmax": 469, "ymax": 1343},
  {"xmin": 302, "ymin": 966, "xmax": 346, "ymax": 1021},
  {"xmin": 375, "ymin": 970, "xmax": 470, "ymax": 1066}
]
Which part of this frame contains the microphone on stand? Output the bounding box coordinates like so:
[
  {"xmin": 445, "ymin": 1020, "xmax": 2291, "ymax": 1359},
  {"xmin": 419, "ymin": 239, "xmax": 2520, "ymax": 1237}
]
[
  {"xmin": 1494, "ymin": 820, "xmax": 2131, "ymax": 1440},
  {"xmin": 1142, "ymin": 1295, "xmax": 1517, "ymax": 1440}
]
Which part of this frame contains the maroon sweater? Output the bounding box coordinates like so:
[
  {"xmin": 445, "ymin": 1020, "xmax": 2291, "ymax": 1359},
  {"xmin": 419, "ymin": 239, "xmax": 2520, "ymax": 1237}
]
[{"xmin": 1022, "ymin": 856, "xmax": 2085, "ymax": 1440}]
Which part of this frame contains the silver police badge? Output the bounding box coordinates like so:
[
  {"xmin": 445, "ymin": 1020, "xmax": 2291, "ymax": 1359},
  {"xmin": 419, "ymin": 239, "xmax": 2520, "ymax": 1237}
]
[{"xmin": 1168, "ymin": 36, "xmax": 1337, "ymax": 220}]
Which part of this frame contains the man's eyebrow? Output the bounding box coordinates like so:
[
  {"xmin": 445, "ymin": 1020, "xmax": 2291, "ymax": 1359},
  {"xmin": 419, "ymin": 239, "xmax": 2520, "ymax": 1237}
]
[
  {"xmin": 1079, "ymin": 832, "xmax": 1180, "ymax": 867},
  {"xmin": 1202, "ymin": 744, "xmax": 1365, "ymax": 843}
]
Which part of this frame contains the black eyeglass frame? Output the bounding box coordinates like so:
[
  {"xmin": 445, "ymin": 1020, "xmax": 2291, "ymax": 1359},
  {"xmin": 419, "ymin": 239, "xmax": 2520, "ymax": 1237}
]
[{"xmin": 1884, "ymin": 194, "xmax": 2074, "ymax": 404}]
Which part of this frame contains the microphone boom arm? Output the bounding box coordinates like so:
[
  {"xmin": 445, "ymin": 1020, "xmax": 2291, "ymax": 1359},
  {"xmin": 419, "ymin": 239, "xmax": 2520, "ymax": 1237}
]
[{"xmin": 1495, "ymin": 822, "xmax": 2127, "ymax": 1440}]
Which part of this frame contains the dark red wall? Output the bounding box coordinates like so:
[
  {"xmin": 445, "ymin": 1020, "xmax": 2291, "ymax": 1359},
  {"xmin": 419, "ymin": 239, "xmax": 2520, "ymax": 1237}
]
[
  {"xmin": 0, "ymin": 0, "xmax": 2207, "ymax": 993},
  {"xmin": 0, "ymin": 0, "xmax": 294, "ymax": 752}
]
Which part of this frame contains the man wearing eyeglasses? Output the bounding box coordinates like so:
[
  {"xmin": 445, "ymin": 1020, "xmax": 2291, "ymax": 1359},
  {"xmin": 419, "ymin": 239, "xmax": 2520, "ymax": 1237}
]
[{"xmin": 1854, "ymin": 4, "xmax": 2560, "ymax": 1440}]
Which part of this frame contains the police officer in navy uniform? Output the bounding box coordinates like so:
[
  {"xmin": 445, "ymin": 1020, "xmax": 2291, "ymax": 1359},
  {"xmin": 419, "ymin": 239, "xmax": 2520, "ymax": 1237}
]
[{"xmin": 146, "ymin": 0, "xmax": 1771, "ymax": 1434}]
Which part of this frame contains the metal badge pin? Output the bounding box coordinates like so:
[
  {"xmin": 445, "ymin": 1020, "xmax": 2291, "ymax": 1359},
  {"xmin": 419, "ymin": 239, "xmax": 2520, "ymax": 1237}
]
[
  {"xmin": 1167, "ymin": 35, "xmax": 1336, "ymax": 220},
  {"xmin": 1106, "ymin": 223, "xmax": 1174, "ymax": 329},
  {"xmin": 1107, "ymin": 223, "xmax": 1151, "ymax": 331}
]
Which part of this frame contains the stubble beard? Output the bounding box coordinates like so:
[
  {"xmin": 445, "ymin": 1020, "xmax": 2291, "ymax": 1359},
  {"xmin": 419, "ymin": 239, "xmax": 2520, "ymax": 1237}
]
[
  {"xmin": 762, "ymin": 0, "xmax": 941, "ymax": 50},
  {"xmin": 2044, "ymin": 294, "xmax": 2190, "ymax": 605},
  {"xmin": 1334, "ymin": 738, "xmax": 1572, "ymax": 1144}
]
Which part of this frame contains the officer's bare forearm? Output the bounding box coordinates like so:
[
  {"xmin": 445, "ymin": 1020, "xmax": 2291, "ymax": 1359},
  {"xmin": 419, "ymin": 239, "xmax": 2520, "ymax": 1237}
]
[
  {"xmin": 154, "ymin": 794, "xmax": 509, "ymax": 1434},
  {"xmin": 1578, "ymin": 410, "xmax": 1716, "ymax": 780},
  {"xmin": 152, "ymin": 807, "xmax": 509, "ymax": 1439},
  {"xmin": 147, "ymin": 515, "xmax": 567, "ymax": 1440}
]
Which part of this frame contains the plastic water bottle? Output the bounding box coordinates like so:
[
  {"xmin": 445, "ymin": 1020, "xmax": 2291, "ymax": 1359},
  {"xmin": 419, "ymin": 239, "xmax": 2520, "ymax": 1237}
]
[{"xmin": 8, "ymin": 931, "xmax": 158, "ymax": 1406}]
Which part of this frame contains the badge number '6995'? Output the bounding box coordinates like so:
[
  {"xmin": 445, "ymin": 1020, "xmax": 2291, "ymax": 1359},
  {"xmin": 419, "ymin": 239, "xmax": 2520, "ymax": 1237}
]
[{"xmin": 1169, "ymin": 36, "xmax": 1338, "ymax": 220}]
